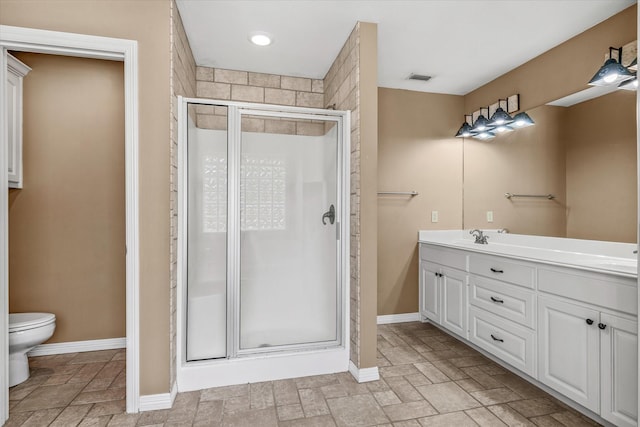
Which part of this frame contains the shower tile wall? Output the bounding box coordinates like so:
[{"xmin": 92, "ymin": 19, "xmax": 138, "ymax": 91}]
[{"xmin": 171, "ymin": 0, "xmax": 197, "ymax": 391}]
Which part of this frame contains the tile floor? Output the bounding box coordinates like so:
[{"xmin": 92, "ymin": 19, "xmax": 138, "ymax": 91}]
[{"xmin": 7, "ymin": 322, "xmax": 602, "ymax": 426}]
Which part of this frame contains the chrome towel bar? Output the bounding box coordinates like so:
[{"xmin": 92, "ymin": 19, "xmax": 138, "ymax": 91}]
[
  {"xmin": 505, "ymin": 193, "xmax": 555, "ymax": 200},
  {"xmin": 377, "ymin": 191, "xmax": 419, "ymax": 196}
]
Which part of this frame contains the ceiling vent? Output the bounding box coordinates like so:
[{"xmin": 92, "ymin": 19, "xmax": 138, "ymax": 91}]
[{"xmin": 408, "ymin": 73, "xmax": 432, "ymax": 82}]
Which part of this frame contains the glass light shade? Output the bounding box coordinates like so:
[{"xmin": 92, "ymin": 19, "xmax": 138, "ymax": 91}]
[
  {"xmin": 493, "ymin": 124, "xmax": 514, "ymax": 134},
  {"xmin": 512, "ymin": 112, "xmax": 535, "ymax": 128},
  {"xmin": 588, "ymin": 58, "xmax": 633, "ymax": 86},
  {"xmin": 472, "ymin": 115, "xmax": 493, "ymax": 132},
  {"xmin": 475, "ymin": 131, "xmax": 495, "ymax": 141},
  {"xmin": 488, "ymin": 107, "xmax": 513, "ymax": 126},
  {"xmin": 618, "ymin": 75, "xmax": 638, "ymax": 91},
  {"xmin": 455, "ymin": 122, "xmax": 474, "ymax": 138}
]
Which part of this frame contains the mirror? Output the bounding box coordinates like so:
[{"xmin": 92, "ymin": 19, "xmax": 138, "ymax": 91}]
[{"xmin": 463, "ymin": 88, "xmax": 636, "ymax": 243}]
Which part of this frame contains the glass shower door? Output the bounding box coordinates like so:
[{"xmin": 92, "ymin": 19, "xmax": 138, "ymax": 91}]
[{"xmin": 237, "ymin": 111, "xmax": 340, "ymax": 351}]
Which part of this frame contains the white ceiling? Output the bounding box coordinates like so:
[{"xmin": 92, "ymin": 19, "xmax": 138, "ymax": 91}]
[{"xmin": 176, "ymin": 0, "xmax": 636, "ymax": 96}]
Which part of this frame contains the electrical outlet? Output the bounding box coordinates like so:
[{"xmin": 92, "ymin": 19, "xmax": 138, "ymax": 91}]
[
  {"xmin": 487, "ymin": 211, "xmax": 494, "ymax": 223},
  {"xmin": 431, "ymin": 211, "xmax": 439, "ymax": 223}
]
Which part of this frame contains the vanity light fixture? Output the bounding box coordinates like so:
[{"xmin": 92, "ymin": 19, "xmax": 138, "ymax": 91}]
[
  {"xmin": 512, "ymin": 112, "xmax": 535, "ymax": 128},
  {"xmin": 455, "ymin": 115, "xmax": 474, "ymax": 138},
  {"xmin": 471, "ymin": 108, "xmax": 493, "ymax": 133},
  {"xmin": 249, "ymin": 32, "xmax": 273, "ymax": 46},
  {"xmin": 488, "ymin": 99, "xmax": 514, "ymax": 127},
  {"xmin": 588, "ymin": 47, "xmax": 633, "ymax": 86},
  {"xmin": 475, "ymin": 131, "xmax": 495, "ymax": 141}
]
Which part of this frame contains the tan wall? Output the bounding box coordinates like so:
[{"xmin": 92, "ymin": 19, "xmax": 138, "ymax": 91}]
[
  {"xmin": 0, "ymin": 0, "xmax": 173, "ymax": 394},
  {"xmin": 464, "ymin": 4, "xmax": 637, "ymax": 112},
  {"xmin": 565, "ymin": 91, "xmax": 637, "ymax": 242},
  {"xmin": 464, "ymin": 106, "xmax": 567, "ymax": 236},
  {"xmin": 170, "ymin": 0, "xmax": 196, "ymax": 392},
  {"xmin": 377, "ymin": 88, "xmax": 463, "ymax": 316},
  {"xmin": 8, "ymin": 53, "xmax": 125, "ymax": 343}
]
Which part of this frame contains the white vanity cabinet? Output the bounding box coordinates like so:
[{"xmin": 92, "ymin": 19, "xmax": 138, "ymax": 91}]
[
  {"xmin": 6, "ymin": 53, "xmax": 31, "ymax": 189},
  {"xmin": 418, "ymin": 245, "xmax": 467, "ymax": 338},
  {"xmin": 538, "ymin": 266, "xmax": 638, "ymax": 427}
]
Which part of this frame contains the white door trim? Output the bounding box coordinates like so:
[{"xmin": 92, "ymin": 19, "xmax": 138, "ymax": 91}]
[{"xmin": 0, "ymin": 25, "xmax": 140, "ymax": 421}]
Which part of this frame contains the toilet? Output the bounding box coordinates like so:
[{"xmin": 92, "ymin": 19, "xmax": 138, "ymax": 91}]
[{"xmin": 9, "ymin": 313, "xmax": 56, "ymax": 387}]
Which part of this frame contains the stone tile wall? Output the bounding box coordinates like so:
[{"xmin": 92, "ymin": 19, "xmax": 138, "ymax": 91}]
[
  {"xmin": 323, "ymin": 24, "xmax": 361, "ymax": 367},
  {"xmin": 170, "ymin": 0, "xmax": 196, "ymax": 390}
]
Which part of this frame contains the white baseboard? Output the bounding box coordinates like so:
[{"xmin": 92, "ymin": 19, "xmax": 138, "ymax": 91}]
[
  {"xmin": 348, "ymin": 360, "xmax": 379, "ymax": 383},
  {"xmin": 377, "ymin": 312, "xmax": 420, "ymax": 325},
  {"xmin": 28, "ymin": 337, "xmax": 126, "ymax": 357},
  {"xmin": 139, "ymin": 382, "xmax": 178, "ymax": 412}
]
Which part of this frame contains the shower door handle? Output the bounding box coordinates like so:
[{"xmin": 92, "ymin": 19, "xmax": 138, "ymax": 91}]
[{"xmin": 322, "ymin": 204, "xmax": 335, "ymax": 225}]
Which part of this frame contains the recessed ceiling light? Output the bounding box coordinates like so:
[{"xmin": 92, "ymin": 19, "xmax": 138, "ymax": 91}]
[{"xmin": 249, "ymin": 32, "xmax": 273, "ymax": 47}]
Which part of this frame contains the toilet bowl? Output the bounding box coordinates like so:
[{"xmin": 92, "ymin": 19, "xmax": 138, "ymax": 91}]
[{"xmin": 9, "ymin": 313, "xmax": 56, "ymax": 387}]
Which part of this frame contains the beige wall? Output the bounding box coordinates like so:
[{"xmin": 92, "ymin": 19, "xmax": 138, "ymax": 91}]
[
  {"xmin": 377, "ymin": 88, "xmax": 463, "ymax": 316},
  {"xmin": 464, "ymin": 106, "xmax": 567, "ymax": 236},
  {"xmin": 565, "ymin": 91, "xmax": 637, "ymax": 242},
  {"xmin": 8, "ymin": 53, "xmax": 125, "ymax": 343},
  {"xmin": 0, "ymin": 0, "xmax": 173, "ymax": 394}
]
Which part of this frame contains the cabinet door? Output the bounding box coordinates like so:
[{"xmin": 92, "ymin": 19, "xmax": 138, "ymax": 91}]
[
  {"xmin": 538, "ymin": 296, "xmax": 600, "ymax": 412},
  {"xmin": 441, "ymin": 267, "xmax": 467, "ymax": 338},
  {"xmin": 420, "ymin": 262, "xmax": 440, "ymax": 324},
  {"xmin": 600, "ymin": 313, "xmax": 638, "ymax": 427}
]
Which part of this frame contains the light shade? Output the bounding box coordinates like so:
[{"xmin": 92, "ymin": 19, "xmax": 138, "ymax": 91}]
[
  {"xmin": 489, "ymin": 107, "xmax": 513, "ymax": 126},
  {"xmin": 493, "ymin": 124, "xmax": 514, "ymax": 134},
  {"xmin": 472, "ymin": 114, "xmax": 493, "ymax": 132},
  {"xmin": 455, "ymin": 121, "xmax": 474, "ymax": 138},
  {"xmin": 512, "ymin": 112, "xmax": 535, "ymax": 128},
  {"xmin": 628, "ymin": 58, "xmax": 638, "ymax": 72},
  {"xmin": 588, "ymin": 57, "xmax": 633, "ymax": 86},
  {"xmin": 618, "ymin": 75, "xmax": 638, "ymax": 91},
  {"xmin": 475, "ymin": 131, "xmax": 495, "ymax": 141}
]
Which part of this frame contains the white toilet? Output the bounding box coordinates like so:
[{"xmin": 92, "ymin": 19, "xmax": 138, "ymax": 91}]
[{"xmin": 9, "ymin": 312, "xmax": 56, "ymax": 387}]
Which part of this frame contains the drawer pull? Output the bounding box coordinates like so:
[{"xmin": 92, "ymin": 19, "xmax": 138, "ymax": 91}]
[
  {"xmin": 490, "ymin": 268, "xmax": 504, "ymax": 273},
  {"xmin": 598, "ymin": 323, "xmax": 607, "ymax": 330},
  {"xmin": 586, "ymin": 319, "xmax": 594, "ymax": 325},
  {"xmin": 490, "ymin": 334, "xmax": 504, "ymax": 343},
  {"xmin": 490, "ymin": 296, "xmax": 504, "ymax": 304}
]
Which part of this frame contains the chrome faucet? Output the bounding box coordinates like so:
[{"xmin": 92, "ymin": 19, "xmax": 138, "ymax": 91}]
[{"xmin": 470, "ymin": 229, "xmax": 489, "ymax": 244}]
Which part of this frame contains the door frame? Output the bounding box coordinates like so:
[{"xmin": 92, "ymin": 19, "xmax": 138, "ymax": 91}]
[{"xmin": 0, "ymin": 25, "xmax": 140, "ymax": 421}]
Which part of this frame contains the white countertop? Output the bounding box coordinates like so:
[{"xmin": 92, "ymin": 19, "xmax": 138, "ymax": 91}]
[{"xmin": 419, "ymin": 230, "xmax": 638, "ymax": 279}]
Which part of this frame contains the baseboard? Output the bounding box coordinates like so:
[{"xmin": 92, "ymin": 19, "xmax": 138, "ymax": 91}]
[
  {"xmin": 28, "ymin": 337, "xmax": 126, "ymax": 357},
  {"xmin": 348, "ymin": 360, "xmax": 379, "ymax": 383},
  {"xmin": 377, "ymin": 312, "xmax": 420, "ymax": 325},
  {"xmin": 139, "ymin": 382, "xmax": 178, "ymax": 412}
]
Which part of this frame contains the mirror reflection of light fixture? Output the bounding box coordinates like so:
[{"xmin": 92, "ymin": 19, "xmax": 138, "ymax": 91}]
[
  {"xmin": 455, "ymin": 115, "xmax": 474, "ymax": 138},
  {"xmin": 618, "ymin": 74, "xmax": 638, "ymax": 91},
  {"xmin": 493, "ymin": 124, "xmax": 514, "ymax": 134},
  {"xmin": 475, "ymin": 131, "xmax": 495, "ymax": 141},
  {"xmin": 488, "ymin": 99, "xmax": 514, "ymax": 127},
  {"xmin": 588, "ymin": 47, "xmax": 634, "ymax": 86},
  {"xmin": 512, "ymin": 112, "xmax": 535, "ymax": 128},
  {"xmin": 472, "ymin": 108, "xmax": 493, "ymax": 133}
]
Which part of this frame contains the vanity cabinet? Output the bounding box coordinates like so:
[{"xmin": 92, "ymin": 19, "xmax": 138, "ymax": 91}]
[
  {"xmin": 418, "ymin": 246, "xmax": 467, "ymax": 338},
  {"xmin": 6, "ymin": 53, "xmax": 31, "ymax": 189},
  {"xmin": 419, "ymin": 240, "xmax": 638, "ymax": 426}
]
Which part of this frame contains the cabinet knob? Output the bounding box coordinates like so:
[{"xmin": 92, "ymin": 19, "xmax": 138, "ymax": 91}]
[
  {"xmin": 490, "ymin": 268, "xmax": 504, "ymax": 273},
  {"xmin": 598, "ymin": 323, "xmax": 607, "ymax": 330},
  {"xmin": 490, "ymin": 296, "xmax": 504, "ymax": 304},
  {"xmin": 586, "ymin": 319, "xmax": 594, "ymax": 325},
  {"xmin": 490, "ymin": 334, "xmax": 504, "ymax": 343}
]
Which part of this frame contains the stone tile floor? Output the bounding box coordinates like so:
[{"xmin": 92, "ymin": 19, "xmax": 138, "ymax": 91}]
[{"xmin": 6, "ymin": 322, "xmax": 602, "ymax": 426}]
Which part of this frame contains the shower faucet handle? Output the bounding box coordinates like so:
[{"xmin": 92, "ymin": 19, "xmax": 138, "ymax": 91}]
[{"xmin": 322, "ymin": 204, "xmax": 335, "ymax": 225}]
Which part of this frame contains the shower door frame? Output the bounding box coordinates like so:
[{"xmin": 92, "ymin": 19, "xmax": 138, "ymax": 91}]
[{"xmin": 176, "ymin": 96, "xmax": 350, "ymax": 391}]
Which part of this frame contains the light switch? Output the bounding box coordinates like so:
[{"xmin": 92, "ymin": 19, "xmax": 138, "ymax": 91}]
[
  {"xmin": 487, "ymin": 211, "xmax": 494, "ymax": 223},
  {"xmin": 431, "ymin": 211, "xmax": 439, "ymax": 223}
]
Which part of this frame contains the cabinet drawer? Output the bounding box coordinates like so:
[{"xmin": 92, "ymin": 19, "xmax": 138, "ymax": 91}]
[
  {"xmin": 469, "ymin": 276, "xmax": 535, "ymax": 329},
  {"xmin": 469, "ymin": 306, "xmax": 536, "ymax": 377},
  {"xmin": 538, "ymin": 268, "xmax": 637, "ymax": 315},
  {"xmin": 469, "ymin": 254, "xmax": 535, "ymax": 289},
  {"xmin": 420, "ymin": 244, "xmax": 466, "ymax": 271}
]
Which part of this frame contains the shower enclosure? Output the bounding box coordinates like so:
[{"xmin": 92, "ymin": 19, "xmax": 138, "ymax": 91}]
[{"xmin": 177, "ymin": 97, "xmax": 350, "ymax": 390}]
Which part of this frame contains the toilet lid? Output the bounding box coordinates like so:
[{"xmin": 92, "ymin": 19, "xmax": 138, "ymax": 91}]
[{"xmin": 9, "ymin": 313, "xmax": 56, "ymax": 332}]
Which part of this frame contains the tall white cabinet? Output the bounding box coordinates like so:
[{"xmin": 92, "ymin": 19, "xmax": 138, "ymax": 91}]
[{"xmin": 6, "ymin": 53, "xmax": 31, "ymax": 189}]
